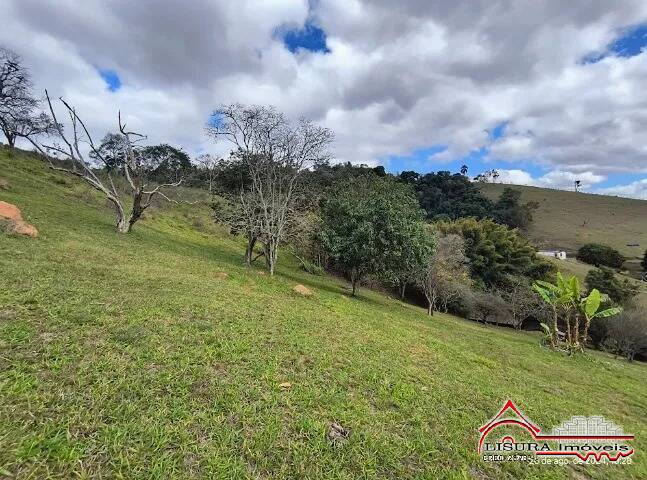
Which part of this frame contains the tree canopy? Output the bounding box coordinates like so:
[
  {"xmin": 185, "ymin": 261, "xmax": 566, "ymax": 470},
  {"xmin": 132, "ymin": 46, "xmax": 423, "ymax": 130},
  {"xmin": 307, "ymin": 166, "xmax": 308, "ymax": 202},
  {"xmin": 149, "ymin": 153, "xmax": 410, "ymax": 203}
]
[{"xmin": 320, "ymin": 175, "xmax": 429, "ymax": 295}]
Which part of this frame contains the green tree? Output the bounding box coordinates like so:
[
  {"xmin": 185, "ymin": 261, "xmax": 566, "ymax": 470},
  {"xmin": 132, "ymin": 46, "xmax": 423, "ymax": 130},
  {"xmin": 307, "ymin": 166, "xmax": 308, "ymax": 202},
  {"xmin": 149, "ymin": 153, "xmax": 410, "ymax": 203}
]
[
  {"xmin": 585, "ymin": 267, "xmax": 638, "ymax": 306},
  {"xmin": 492, "ymin": 187, "xmax": 538, "ymax": 229},
  {"xmin": 320, "ymin": 176, "xmax": 427, "ymax": 296},
  {"xmin": 436, "ymin": 217, "xmax": 547, "ymax": 287},
  {"xmin": 576, "ymin": 243, "xmax": 625, "ymax": 269}
]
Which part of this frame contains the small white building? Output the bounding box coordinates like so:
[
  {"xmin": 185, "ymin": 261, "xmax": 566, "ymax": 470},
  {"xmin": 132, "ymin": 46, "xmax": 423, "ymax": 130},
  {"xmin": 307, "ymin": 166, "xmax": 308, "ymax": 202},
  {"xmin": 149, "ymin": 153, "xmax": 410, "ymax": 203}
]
[{"xmin": 538, "ymin": 250, "xmax": 567, "ymax": 260}]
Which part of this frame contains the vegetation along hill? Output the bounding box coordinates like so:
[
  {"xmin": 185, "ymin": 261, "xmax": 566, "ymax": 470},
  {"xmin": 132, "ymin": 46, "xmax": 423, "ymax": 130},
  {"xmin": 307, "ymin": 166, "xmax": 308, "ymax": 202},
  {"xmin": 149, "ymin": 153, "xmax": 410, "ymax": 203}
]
[
  {"xmin": 479, "ymin": 182, "xmax": 647, "ymax": 260},
  {"xmin": 1, "ymin": 150, "xmax": 646, "ymax": 478}
]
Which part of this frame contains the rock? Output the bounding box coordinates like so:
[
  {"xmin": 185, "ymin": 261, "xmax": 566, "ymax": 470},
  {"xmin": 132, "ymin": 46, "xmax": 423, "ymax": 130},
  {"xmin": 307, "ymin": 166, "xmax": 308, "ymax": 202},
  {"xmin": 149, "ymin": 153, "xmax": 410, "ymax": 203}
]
[
  {"xmin": 0, "ymin": 201, "xmax": 23, "ymax": 221},
  {"xmin": 0, "ymin": 178, "xmax": 8, "ymax": 189},
  {"xmin": 5, "ymin": 219, "xmax": 38, "ymax": 237},
  {"xmin": 293, "ymin": 284, "xmax": 313, "ymax": 296},
  {"xmin": 279, "ymin": 382, "xmax": 292, "ymax": 390}
]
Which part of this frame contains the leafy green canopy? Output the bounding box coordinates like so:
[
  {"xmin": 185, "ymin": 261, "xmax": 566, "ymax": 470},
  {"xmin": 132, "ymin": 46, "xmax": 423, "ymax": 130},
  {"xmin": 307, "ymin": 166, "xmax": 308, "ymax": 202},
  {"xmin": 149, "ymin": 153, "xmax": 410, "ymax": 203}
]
[
  {"xmin": 585, "ymin": 266, "xmax": 638, "ymax": 306},
  {"xmin": 576, "ymin": 243, "xmax": 625, "ymax": 269},
  {"xmin": 319, "ymin": 175, "xmax": 431, "ymax": 294},
  {"xmin": 436, "ymin": 217, "xmax": 554, "ymax": 287}
]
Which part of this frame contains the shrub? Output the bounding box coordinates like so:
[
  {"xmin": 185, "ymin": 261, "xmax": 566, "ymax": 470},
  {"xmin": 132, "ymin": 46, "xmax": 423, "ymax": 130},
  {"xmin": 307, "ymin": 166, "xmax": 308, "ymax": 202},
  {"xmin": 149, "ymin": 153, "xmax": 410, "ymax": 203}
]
[
  {"xmin": 604, "ymin": 308, "xmax": 647, "ymax": 361},
  {"xmin": 470, "ymin": 291, "xmax": 511, "ymax": 325},
  {"xmin": 576, "ymin": 243, "xmax": 624, "ymax": 269},
  {"xmin": 299, "ymin": 259, "xmax": 325, "ymax": 276},
  {"xmin": 585, "ymin": 267, "xmax": 638, "ymax": 306}
]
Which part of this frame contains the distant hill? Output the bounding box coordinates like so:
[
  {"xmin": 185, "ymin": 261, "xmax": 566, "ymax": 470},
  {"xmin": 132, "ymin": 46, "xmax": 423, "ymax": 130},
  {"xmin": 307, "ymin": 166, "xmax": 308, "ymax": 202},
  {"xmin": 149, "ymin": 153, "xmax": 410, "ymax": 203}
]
[{"xmin": 479, "ymin": 183, "xmax": 647, "ymax": 260}]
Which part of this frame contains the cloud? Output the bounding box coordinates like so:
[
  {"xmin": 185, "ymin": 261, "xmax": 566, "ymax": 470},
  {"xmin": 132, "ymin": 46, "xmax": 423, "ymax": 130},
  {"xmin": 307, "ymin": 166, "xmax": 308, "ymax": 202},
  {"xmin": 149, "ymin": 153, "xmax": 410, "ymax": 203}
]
[
  {"xmin": 495, "ymin": 169, "xmax": 606, "ymax": 190},
  {"xmin": 1, "ymin": 0, "xmax": 647, "ymax": 195},
  {"xmin": 594, "ymin": 178, "xmax": 647, "ymax": 199}
]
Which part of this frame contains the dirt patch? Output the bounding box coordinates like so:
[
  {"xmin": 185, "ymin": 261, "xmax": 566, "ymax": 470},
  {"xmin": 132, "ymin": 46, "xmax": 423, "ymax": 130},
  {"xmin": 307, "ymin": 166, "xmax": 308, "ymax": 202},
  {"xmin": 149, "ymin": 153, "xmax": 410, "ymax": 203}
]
[
  {"xmin": 215, "ymin": 271, "xmax": 228, "ymax": 279},
  {"xmin": 0, "ymin": 201, "xmax": 38, "ymax": 237},
  {"xmin": 0, "ymin": 201, "xmax": 22, "ymax": 221},
  {"xmin": 327, "ymin": 422, "xmax": 351, "ymax": 445},
  {"xmin": 293, "ymin": 284, "xmax": 313, "ymax": 296},
  {"xmin": 5, "ymin": 219, "xmax": 38, "ymax": 237}
]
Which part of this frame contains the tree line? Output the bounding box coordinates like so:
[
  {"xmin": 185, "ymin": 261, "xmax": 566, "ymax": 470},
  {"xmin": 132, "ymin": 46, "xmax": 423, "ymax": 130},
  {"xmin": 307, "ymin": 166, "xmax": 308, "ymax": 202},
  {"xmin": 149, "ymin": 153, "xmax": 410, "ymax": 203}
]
[{"xmin": 3, "ymin": 45, "xmax": 644, "ymax": 360}]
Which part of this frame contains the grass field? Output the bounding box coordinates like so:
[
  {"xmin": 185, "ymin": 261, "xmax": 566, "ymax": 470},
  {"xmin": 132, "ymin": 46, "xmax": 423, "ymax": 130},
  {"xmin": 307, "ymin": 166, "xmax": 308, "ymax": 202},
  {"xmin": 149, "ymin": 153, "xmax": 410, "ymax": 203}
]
[
  {"xmin": 1, "ymin": 150, "xmax": 646, "ymax": 479},
  {"xmin": 480, "ymin": 183, "xmax": 647, "ymax": 259}
]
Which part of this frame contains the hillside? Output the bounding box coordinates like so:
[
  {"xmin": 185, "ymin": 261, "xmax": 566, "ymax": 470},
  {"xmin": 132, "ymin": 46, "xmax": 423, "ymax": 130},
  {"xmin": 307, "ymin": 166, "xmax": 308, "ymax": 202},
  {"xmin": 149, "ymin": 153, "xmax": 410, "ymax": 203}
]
[
  {"xmin": 479, "ymin": 183, "xmax": 647, "ymax": 260},
  {"xmin": 1, "ymin": 150, "xmax": 646, "ymax": 479}
]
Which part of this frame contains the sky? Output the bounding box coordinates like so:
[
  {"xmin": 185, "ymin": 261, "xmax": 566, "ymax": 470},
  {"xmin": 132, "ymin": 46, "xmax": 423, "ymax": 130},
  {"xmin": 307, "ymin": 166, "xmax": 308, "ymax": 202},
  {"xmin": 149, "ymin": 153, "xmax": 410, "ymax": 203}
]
[{"xmin": 1, "ymin": 0, "xmax": 647, "ymax": 198}]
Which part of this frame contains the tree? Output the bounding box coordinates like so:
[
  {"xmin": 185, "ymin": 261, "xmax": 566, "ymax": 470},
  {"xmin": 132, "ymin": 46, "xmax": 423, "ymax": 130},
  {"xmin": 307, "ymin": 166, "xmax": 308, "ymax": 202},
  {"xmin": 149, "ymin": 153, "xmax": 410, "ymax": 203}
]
[
  {"xmin": 604, "ymin": 308, "xmax": 647, "ymax": 361},
  {"xmin": 207, "ymin": 104, "xmax": 333, "ymax": 275},
  {"xmin": 408, "ymin": 171, "xmax": 494, "ymax": 220},
  {"xmin": 641, "ymin": 249, "xmax": 647, "ymax": 272},
  {"xmin": 574, "ymin": 180, "xmax": 581, "ymax": 192},
  {"xmin": 195, "ymin": 154, "xmax": 221, "ymax": 198},
  {"xmin": 585, "ymin": 267, "xmax": 638, "ymax": 306},
  {"xmin": 460, "ymin": 164, "xmax": 468, "ymax": 176},
  {"xmin": 416, "ymin": 233, "xmax": 470, "ymax": 315},
  {"xmin": 0, "ymin": 47, "xmax": 56, "ymax": 147},
  {"xmin": 141, "ymin": 144, "xmax": 192, "ymax": 183},
  {"xmin": 576, "ymin": 243, "xmax": 625, "ymax": 269},
  {"xmin": 89, "ymin": 132, "xmax": 127, "ymax": 171},
  {"xmin": 383, "ymin": 222, "xmax": 434, "ymax": 300},
  {"xmin": 436, "ymin": 218, "xmax": 543, "ymax": 287},
  {"xmin": 533, "ymin": 273, "xmax": 621, "ymax": 351},
  {"xmin": 320, "ymin": 176, "xmax": 426, "ymax": 296},
  {"xmin": 501, "ymin": 276, "xmax": 539, "ymax": 329},
  {"xmin": 492, "ymin": 187, "xmax": 538, "ymax": 229},
  {"xmin": 27, "ymin": 92, "xmax": 184, "ymax": 233},
  {"xmin": 471, "ymin": 291, "xmax": 510, "ymax": 325}
]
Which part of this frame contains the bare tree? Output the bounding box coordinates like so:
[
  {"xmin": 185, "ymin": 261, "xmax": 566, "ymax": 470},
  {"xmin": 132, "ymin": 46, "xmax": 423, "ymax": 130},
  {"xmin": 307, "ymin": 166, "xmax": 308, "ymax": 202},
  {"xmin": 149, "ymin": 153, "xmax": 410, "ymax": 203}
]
[
  {"xmin": 0, "ymin": 47, "xmax": 56, "ymax": 147},
  {"xmin": 417, "ymin": 233, "xmax": 470, "ymax": 316},
  {"xmin": 207, "ymin": 104, "xmax": 333, "ymax": 274},
  {"xmin": 196, "ymin": 153, "xmax": 221, "ymax": 199},
  {"xmin": 604, "ymin": 308, "xmax": 647, "ymax": 361},
  {"xmin": 501, "ymin": 276, "xmax": 539, "ymax": 329},
  {"xmin": 27, "ymin": 91, "xmax": 184, "ymax": 233},
  {"xmin": 472, "ymin": 291, "xmax": 511, "ymax": 325}
]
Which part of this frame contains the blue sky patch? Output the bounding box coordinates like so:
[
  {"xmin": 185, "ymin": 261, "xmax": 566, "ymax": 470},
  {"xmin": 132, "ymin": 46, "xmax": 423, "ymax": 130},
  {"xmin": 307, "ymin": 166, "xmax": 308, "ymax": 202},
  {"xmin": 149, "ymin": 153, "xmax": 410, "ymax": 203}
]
[
  {"xmin": 582, "ymin": 23, "xmax": 647, "ymax": 64},
  {"xmin": 280, "ymin": 21, "xmax": 330, "ymax": 54},
  {"xmin": 98, "ymin": 69, "xmax": 122, "ymax": 92}
]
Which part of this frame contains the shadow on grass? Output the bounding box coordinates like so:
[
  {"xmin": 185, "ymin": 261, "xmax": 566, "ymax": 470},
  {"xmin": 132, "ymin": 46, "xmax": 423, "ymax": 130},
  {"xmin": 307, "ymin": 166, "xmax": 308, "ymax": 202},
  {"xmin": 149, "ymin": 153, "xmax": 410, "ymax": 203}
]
[{"xmin": 277, "ymin": 268, "xmax": 388, "ymax": 308}]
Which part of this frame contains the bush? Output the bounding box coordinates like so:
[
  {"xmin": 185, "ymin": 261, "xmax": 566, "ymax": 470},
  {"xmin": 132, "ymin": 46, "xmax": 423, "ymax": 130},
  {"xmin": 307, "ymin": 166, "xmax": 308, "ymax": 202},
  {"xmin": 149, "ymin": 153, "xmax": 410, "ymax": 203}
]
[
  {"xmin": 603, "ymin": 308, "xmax": 647, "ymax": 361},
  {"xmin": 576, "ymin": 243, "xmax": 624, "ymax": 269},
  {"xmin": 470, "ymin": 291, "xmax": 511, "ymax": 325},
  {"xmin": 299, "ymin": 259, "xmax": 325, "ymax": 276},
  {"xmin": 585, "ymin": 267, "xmax": 638, "ymax": 306}
]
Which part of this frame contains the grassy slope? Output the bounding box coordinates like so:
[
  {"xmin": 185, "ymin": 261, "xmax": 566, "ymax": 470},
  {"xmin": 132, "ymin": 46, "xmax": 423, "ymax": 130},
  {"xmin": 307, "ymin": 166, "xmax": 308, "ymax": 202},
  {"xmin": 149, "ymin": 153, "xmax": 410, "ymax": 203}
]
[
  {"xmin": 480, "ymin": 183, "xmax": 647, "ymax": 308},
  {"xmin": 479, "ymin": 183, "xmax": 647, "ymax": 259},
  {"xmin": 1, "ymin": 151, "xmax": 646, "ymax": 479}
]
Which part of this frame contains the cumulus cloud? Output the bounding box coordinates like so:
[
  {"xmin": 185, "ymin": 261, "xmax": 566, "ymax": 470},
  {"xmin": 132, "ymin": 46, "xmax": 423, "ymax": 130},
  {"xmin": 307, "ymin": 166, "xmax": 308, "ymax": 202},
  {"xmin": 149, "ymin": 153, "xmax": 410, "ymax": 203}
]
[
  {"xmin": 595, "ymin": 179, "xmax": 647, "ymax": 199},
  {"xmin": 1, "ymin": 0, "xmax": 646, "ymax": 194},
  {"xmin": 495, "ymin": 169, "xmax": 606, "ymax": 190}
]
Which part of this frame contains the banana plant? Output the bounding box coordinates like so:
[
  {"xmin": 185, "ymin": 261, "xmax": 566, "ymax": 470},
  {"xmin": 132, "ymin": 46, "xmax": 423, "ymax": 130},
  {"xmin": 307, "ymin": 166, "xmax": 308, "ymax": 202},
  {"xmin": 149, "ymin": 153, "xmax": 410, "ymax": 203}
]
[
  {"xmin": 534, "ymin": 273, "xmax": 622, "ymax": 351},
  {"xmin": 533, "ymin": 273, "xmax": 575, "ymax": 348},
  {"xmin": 578, "ymin": 288, "xmax": 622, "ymax": 348}
]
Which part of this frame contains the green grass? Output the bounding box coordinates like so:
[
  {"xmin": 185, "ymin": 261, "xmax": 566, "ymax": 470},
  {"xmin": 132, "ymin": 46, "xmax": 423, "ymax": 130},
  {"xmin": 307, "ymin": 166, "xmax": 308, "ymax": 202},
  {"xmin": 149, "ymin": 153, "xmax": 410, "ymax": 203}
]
[
  {"xmin": 1, "ymin": 150, "xmax": 646, "ymax": 479},
  {"xmin": 480, "ymin": 183, "xmax": 647, "ymax": 259}
]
